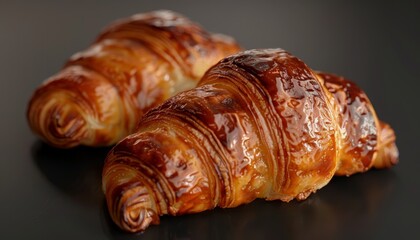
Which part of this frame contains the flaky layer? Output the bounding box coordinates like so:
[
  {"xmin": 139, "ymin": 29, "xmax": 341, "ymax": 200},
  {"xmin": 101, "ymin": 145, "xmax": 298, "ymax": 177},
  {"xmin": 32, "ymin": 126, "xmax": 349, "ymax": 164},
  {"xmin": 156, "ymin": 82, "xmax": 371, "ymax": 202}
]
[
  {"xmin": 27, "ymin": 10, "xmax": 241, "ymax": 148},
  {"xmin": 102, "ymin": 49, "xmax": 399, "ymax": 232}
]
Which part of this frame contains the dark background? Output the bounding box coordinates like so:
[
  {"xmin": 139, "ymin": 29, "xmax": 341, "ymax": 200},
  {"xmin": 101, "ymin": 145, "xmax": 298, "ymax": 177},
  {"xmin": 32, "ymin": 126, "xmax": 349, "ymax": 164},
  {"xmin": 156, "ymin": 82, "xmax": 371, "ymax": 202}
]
[{"xmin": 1, "ymin": 1, "xmax": 419, "ymax": 239}]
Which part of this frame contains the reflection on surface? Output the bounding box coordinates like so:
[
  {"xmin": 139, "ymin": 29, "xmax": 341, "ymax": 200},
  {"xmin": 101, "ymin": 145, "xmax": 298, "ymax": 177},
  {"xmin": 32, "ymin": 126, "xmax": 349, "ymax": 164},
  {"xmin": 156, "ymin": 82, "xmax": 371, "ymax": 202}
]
[
  {"xmin": 31, "ymin": 141, "xmax": 111, "ymax": 206},
  {"xmin": 30, "ymin": 141, "xmax": 397, "ymax": 239},
  {"xmin": 102, "ymin": 169, "xmax": 396, "ymax": 240}
]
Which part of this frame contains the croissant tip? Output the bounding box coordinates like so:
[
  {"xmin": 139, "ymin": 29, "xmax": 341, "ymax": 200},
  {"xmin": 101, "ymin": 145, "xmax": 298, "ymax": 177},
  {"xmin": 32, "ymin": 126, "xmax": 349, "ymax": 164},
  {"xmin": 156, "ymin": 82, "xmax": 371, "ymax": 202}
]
[
  {"xmin": 387, "ymin": 142, "xmax": 399, "ymax": 166},
  {"xmin": 112, "ymin": 184, "xmax": 160, "ymax": 232},
  {"xmin": 372, "ymin": 122, "xmax": 399, "ymax": 169},
  {"xmin": 28, "ymin": 95, "xmax": 88, "ymax": 148},
  {"xmin": 49, "ymin": 106, "xmax": 87, "ymax": 145},
  {"xmin": 121, "ymin": 206, "xmax": 160, "ymax": 233}
]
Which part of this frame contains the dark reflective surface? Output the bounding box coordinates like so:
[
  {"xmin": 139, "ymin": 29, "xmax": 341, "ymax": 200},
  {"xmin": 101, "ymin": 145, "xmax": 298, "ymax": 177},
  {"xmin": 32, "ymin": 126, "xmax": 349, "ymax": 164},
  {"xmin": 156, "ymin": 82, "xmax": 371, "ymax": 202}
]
[
  {"xmin": 30, "ymin": 141, "xmax": 399, "ymax": 240},
  {"xmin": 32, "ymin": 142, "xmax": 110, "ymax": 206},
  {"xmin": 1, "ymin": 1, "xmax": 419, "ymax": 239},
  {"xmin": 101, "ymin": 170, "xmax": 397, "ymax": 240}
]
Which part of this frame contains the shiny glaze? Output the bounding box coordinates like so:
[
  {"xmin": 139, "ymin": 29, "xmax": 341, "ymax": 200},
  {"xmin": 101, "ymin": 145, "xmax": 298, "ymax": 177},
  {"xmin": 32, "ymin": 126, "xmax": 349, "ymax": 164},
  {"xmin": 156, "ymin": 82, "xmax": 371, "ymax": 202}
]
[
  {"xmin": 97, "ymin": 10, "xmax": 240, "ymax": 79},
  {"xmin": 102, "ymin": 49, "xmax": 399, "ymax": 232},
  {"xmin": 319, "ymin": 72, "xmax": 379, "ymax": 175},
  {"xmin": 27, "ymin": 10, "xmax": 241, "ymax": 148}
]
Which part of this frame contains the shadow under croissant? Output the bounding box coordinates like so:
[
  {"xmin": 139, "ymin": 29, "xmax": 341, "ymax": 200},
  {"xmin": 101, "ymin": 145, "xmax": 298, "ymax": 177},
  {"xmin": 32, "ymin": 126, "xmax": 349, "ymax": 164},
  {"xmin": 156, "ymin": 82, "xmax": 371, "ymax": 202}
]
[
  {"xmin": 102, "ymin": 169, "xmax": 397, "ymax": 240},
  {"xmin": 31, "ymin": 140, "xmax": 112, "ymax": 206}
]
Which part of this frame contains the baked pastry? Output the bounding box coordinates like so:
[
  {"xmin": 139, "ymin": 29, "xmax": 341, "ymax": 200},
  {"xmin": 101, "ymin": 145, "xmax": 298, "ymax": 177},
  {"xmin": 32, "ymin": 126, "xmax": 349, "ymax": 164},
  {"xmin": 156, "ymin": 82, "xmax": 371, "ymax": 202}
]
[
  {"xmin": 102, "ymin": 49, "xmax": 398, "ymax": 232},
  {"xmin": 27, "ymin": 10, "xmax": 240, "ymax": 148}
]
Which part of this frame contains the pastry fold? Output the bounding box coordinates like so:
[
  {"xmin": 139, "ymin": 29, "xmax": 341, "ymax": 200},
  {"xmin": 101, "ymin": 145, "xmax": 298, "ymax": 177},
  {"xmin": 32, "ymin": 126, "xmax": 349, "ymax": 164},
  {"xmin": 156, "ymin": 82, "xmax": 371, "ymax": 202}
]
[
  {"xmin": 102, "ymin": 49, "xmax": 398, "ymax": 232},
  {"xmin": 27, "ymin": 10, "xmax": 240, "ymax": 147}
]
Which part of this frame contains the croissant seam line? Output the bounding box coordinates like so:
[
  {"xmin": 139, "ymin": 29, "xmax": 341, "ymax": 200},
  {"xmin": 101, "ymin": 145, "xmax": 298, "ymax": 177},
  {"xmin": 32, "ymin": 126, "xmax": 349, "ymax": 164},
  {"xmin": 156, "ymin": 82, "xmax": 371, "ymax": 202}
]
[
  {"xmin": 108, "ymin": 153, "xmax": 176, "ymax": 212},
  {"xmin": 100, "ymin": 27, "xmax": 192, "ymax": 77},
  {"xmin": 159, "ymin": 111, "xmax": 232, "ymax": 207},
  {"xmin": 224, "ymin": 62, "xmax": 289, "ymax": 195}
]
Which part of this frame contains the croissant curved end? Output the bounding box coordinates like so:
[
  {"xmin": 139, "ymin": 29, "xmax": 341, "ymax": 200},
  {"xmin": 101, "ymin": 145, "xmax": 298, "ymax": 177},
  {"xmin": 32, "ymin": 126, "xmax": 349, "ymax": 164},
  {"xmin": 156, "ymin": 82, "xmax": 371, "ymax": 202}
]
[
  {"xmin": 374, "ymin": 121, "xmax": 399, "ymax": 168},
  {"xmin": 116, "ymin": 185, "xmax": 160, "ymax": 232},
  {"xmin": 103, "ymin": 152, "xmax": 162, "ymax": 232},
  {"xmin": 104, "ymin": 166, "xmax": 161, "ymax": 232},
  {"xmin": 27, "ymin": 92, "xmax": 89, "ymax": 148}
]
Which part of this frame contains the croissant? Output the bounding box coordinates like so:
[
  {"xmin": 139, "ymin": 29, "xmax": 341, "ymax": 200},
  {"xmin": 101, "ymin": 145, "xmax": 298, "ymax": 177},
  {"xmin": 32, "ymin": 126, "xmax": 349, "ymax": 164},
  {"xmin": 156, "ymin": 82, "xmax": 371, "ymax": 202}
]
[
  {"xmin": 27, "ymin": 10, "xmax": 240, "ymax": 148},
  {"xmin": 102, "ymin": 49, "xmax": 398, "ymax": 232}
]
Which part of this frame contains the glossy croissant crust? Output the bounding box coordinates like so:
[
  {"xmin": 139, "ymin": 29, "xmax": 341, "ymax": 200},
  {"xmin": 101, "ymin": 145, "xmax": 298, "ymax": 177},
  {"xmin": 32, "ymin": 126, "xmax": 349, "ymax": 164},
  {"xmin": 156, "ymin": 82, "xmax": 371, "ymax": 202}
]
[
  {"xmin": 102, "ymin": 49, "xmax": 398, "ymax": 232},
  {"xmin": 27, "ymin": 10, "xmax": 240, "ymax": 148}
]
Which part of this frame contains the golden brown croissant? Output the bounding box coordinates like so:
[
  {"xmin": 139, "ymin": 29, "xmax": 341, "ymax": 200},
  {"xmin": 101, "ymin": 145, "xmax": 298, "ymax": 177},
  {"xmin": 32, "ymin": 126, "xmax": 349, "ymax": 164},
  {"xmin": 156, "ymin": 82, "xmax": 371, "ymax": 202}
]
[
  {"xmin": 27, "ymin": 10, "xmax": 240, "ymax": 148},
  {"xmin": 102, "ymin": 49, "xmax": 398, "ymax": 232}
]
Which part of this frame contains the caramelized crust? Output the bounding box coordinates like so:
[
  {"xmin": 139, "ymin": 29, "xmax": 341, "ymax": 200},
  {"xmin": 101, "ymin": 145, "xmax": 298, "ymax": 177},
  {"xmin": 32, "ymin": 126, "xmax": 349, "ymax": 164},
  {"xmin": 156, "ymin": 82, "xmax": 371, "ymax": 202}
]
[
  {"xmin": 318, "ymin": 72, "xmax": 379, "ymax": 175},
  {"xmin": 102, "ymin": 49, "xmax": 398, "ymax": 232},
  {"xmin": 27, "ymin": 10, "xmax": 241, "ymax": 148}
]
